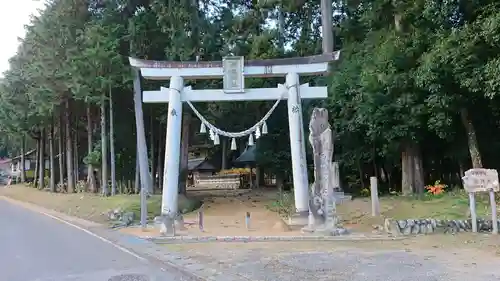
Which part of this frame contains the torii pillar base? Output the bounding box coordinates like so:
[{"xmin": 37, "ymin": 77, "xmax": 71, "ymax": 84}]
[{"xmin": 285, "ymin": 211, "xmax": 310, "ymax": 228}]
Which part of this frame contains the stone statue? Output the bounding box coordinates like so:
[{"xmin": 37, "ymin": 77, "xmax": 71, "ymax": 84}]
[{"xmin": 302, "ymin": 108, "xmax": 347, "ymax": 235}]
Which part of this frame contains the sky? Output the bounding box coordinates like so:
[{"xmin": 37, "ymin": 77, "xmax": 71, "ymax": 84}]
[{"xmin": 0, "ymin": 0, "xmax": 45, "ymax": 76}]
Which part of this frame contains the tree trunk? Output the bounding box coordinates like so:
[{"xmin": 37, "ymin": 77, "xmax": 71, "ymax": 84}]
[
  {"xmin": 20, "ymin": 134, "xmax": 26, "ymax": 183},
  {"xmin": 401, "ymin": 143, "xmax": 414, "ymax": 196},
  {"xmin": 109, "ymin": 87, "xmax": 116, "ymax": 195},
  {"xmin": 101, "ymin": 93, "xmax": 109, "ymax": 196},
  {"xmin": 38, "ymin": 128, "xmax": 46, "ymax": 190},
  {"xmin": 221, "ymin": 138, "xmax": 227, "ymax": 170},
  {"xmin": 34, "ymin": 138, "xmax": 40, "ymax": 187},
  {"xmin": 131, "ymin": 69, "xmax": 152, "ymax": 194},
  {"xmin": 256, "ymin": 166, "xmax": 263, "ymax": 187},
  {"xmin": 459, "ymin": 161, "xmax": 465, "ymax": 177},
  {"xmin": 381, "ymin": 165, "xmax": 389, "ymax": 183},
  {"xmin": 320, "ymin": 0, "xmax": 333, "ymax": 53},
  {"xmin": 86, "ymin": 104, "xmax": 97, "ymax": 193},
  {"xmin": 277, "ymin": 4, "xmax": 285, "ymax": 52},
  {"xmin": 157, "ymin": 123, "xmax": 164, "ymax": 193},
  {"xmin": 150, "ymin": 108, "xmax": 156, "ymax": 190},
  {"xmin": 386, "ymin": 166, "xmax": 393, "ymax": 189},
  {"xmin": 49, "ymin": 119, "xmax": 56, "ymax": 192},
  {"xmin": 178, "ymin": 111, "xmax": 191, "ymax": 195},
  {"xmin": 58, "ymin": 111, "xmax": 65, "ymax": 185},
  {"xmin": 356, "ymin": 155, "xmax": 365, "ymax": 189},
  {"xmin": 276, "ymin": 174, "xmax": 284, "ymax": 192},
  {"xmin": 65, "ymin": 98, "xmax": 75, "ymax": 193},
  {"xmin": 371, "ymin": 146, "xmax": 378, "ymax": 179},
  {"xmin": 412, "ymin": 145, "xmax": 425, "ymax": 196},
  {"xmin": 74, "ymin": 129, "xmax": 79, "ymax": 183},
  {"xmin": 134, "ymin": 153, "xmax": 140, "ymax": 194},
  {"xmin": 460, "ymin": 108, "xmax": 483, "ymax": 168},
  {"xmin": 401, "ymin": 143, "xmax": 425, "ymax": 196}
]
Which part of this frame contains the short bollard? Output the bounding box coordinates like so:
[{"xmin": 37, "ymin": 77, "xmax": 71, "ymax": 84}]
[
  {"xmin": 245, "ymin": 212, "xmax": 251, "ymax": 230},
  {"xmin": 370, "ymin": 177, "xmax": 380, "ymax": 216},
  {"xmin": 198, "ymin": 210, "xmax": 204, "ymax": 232},
  {"xmin": 489, "ymin": 189, "xmax": 498, "ymax": 234}
]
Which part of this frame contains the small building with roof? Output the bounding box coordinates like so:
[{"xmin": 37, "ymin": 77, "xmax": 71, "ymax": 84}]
[{"xmin": 187, "ymin": 157, "xmax": 217, "ymax": 187}]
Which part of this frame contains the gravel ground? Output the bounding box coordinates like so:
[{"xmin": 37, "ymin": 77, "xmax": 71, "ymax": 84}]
[{"xmin": 162, "ymin": 238, "xmax": 500, "ymax": 281}]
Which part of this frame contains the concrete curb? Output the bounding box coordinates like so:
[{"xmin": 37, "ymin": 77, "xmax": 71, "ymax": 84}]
[{"xmin": 146, "ymin": 234, "xmax": 405, "ymax": 244}]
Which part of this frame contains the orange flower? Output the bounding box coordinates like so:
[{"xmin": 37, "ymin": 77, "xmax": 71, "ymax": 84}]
[{"xmin": 425, "ymin": 181, "xmax": 447, "ymax": 195}]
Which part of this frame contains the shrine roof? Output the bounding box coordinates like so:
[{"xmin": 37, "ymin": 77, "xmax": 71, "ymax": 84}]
[{"xmin": 233, "ymin": 146, "xmax": 256, "ymax": 165}]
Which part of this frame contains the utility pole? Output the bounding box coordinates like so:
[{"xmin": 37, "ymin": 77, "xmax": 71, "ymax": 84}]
[
  {"xmin": 320, "ymin": 0, "xmax": 334, "ymax": 53},
  {"xmin": 278, "ymin": 5, "xmax": 285, "ymax": 52}
]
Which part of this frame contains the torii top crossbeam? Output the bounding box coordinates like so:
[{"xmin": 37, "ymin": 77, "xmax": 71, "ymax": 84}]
[{"xmin": 129, "ymin": 51, "xmax": 340, "ymax": 80}]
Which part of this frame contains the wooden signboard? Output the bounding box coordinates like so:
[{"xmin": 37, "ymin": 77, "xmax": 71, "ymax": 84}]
[
  {"xmin": 462, "ymin": 168, "xmax": 499, "ymax": 234},
  {"xmin": 462, "ymin": 168, "xmax": 499, "ymax": 193}
]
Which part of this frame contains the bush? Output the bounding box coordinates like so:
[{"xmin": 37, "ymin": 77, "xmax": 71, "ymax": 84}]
[{"xmin": 267, "ymin": 191, "xmax": 296, "ymax": 218}]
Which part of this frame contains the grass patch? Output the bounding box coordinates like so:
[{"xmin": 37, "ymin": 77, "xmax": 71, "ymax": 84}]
[
  {"xmin": 378, "ymin": 191, "xmax": 491, "ymax": 220},
  {"xmin": 336, "ymin": 190, "xmax": 495, "ymax": 231},
  {"xmin": 265, "ymin": 189, "xmax": 495, "ymax": 231},
  {"xmin": 0, "ymin": 185, "xmax": 202, "ymax": 224},
  {"xmin": 123, "ymin": 194, "xmax": 202, "ymax": 221}
]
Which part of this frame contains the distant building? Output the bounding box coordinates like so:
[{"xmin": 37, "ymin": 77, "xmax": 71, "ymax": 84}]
[
  {"xmin": 0, "ymin": 158, "xmax": 11, "ymax": 173},
  {"xmin": 9, "ymin": 149, "xmax": 50, "ymax": 180}
]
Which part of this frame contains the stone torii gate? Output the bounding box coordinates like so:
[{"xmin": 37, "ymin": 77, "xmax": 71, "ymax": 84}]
[{"xmin": 129, "ymin": 52, "xmax": 339, "ymax": 229}]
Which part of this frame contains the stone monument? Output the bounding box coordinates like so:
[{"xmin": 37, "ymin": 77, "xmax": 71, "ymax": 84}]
[{"xmin": 302, "ymin": 108, "xmax": 348, "ymax": 235}]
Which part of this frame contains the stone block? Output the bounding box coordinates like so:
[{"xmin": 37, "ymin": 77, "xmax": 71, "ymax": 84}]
[{"xmin": 383, "ymin": 218, "xmax": 401, "ymax": 236}]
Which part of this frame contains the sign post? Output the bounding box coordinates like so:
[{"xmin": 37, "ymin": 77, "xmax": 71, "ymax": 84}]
[{"xmin": 462, "ymin": 168, "xmax": 499, "ymax": 234}]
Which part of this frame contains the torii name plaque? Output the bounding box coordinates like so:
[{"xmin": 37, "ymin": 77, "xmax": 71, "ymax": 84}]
[{"xmin": 222, "ymin": 56, "xmax": 245, "ymax": 93}]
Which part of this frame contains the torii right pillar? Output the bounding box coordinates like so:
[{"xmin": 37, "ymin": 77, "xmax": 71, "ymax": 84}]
[{"xmin": 286, "ymin": 72, "xmax": 310, "ymax": 225}]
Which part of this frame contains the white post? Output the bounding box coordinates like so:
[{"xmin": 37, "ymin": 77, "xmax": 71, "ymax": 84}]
[
  {"xmin": 286, "ymin": 72, "xmax": 309, "ymax": 214},
  {"xmin": 370, "ymin": 176, "xmax": 380, "ymax": 216},
  {"xmin": 331, "ymin": 162, "xmax": 340, "ymax": 189},
  {"xmin": 489, "ymin": 189, "xmax": 498, "ymax": 234},
  {"xmin": 161, "ymin": 76, "xmax": 184, "ymax": 217},
  {"xmin": 469, "ymin": 192, "xmax": 478, "ymax": 233}
]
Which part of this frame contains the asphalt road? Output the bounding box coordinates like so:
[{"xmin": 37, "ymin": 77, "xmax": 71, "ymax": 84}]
[{"xmin": 0, "ymin": 200, "xmax": 195, "ymax": 281}]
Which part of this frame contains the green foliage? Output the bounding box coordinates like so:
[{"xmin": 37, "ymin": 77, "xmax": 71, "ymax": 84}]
[
  {"xmin": 267, "ymin": 191, "xmax": 296, "ymax": 219},
  {"xmin": 124, "ymin": 194, "xmax": 202, "ymax": 221},
  {"xmin": 83, "ymin": 150, "xmax": 101, "ymax": 167},
  {"xmin": 83, "ymin": 141, "xmax": 102, "ymax": 166},
  {"xmin": 0, "ymin": 0, "xmax": 500, "ymax": 199}
]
